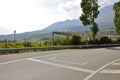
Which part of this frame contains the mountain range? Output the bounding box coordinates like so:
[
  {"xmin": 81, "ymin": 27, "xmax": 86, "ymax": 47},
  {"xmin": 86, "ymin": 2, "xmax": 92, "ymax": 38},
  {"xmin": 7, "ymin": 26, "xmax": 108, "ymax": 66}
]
[{"xmin": 0, "ymin": 5, "xmax": 115, "ymax": 41}]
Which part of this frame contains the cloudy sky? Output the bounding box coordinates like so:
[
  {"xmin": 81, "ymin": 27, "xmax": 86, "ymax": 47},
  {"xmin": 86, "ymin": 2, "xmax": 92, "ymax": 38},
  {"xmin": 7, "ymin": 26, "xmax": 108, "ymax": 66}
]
[{"xmin": 0, "ymin": 0, "xmax": 119, "ymax": 34}]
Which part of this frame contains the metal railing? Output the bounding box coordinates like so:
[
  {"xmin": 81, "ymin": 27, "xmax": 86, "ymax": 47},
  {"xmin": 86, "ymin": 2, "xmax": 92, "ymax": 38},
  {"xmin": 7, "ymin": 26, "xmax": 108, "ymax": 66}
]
[{"xmin": 0, "ymin": 44, "xmax": 120, "ymax": 53}]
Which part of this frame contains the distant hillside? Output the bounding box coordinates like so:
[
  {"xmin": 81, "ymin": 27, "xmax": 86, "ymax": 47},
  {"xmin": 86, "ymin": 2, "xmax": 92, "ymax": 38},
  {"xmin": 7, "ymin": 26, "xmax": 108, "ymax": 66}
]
[
  {"xmin": 41, "ymin": 6, "xmax": 115, "ymax": 33},
  {"xmin": 96, "ymin": 6, "xmax": 114, "ymax": 29},
  {"xmin": 42, "ymin": 19, "xmax": 83, "ymax": 32},
  {"xmin": 0, "ymin": 5, "xmax": 115, "ymax": 41}
]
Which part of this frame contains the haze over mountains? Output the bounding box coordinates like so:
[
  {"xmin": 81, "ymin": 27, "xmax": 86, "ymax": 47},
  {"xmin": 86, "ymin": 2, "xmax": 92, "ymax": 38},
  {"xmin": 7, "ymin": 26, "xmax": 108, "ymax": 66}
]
[{"xmin": 0, "ymin": 5, "xmax": 115, "ymax": 41}]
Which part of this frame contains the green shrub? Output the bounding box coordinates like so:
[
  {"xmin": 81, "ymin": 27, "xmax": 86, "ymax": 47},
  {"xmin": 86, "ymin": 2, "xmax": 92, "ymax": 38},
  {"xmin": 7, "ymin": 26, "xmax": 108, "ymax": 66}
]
[
  {"xmin": 100, "ymin": 37, "xmax": 112, "ymax": 44},
  {"xmin": 71, "ymin": 35, "xmax": 81, "ymax": 45},
  {"xmin": 23, "ymin": 41, "xmax": 32, "ymax": 47},
  {"xmin": 0, "ymin": 43, "xmax": 3, "ymax": 48},
  {"xmin": 116, "ymin": 37, "xmax": 120, "ymax": 43},
  {"xmin": 15, "ymin": 42, "xmax": 24, "ymax": 48},
  {"xmin": 53, "ymin": 37, "xmax": 72, "ymax": 46},
  {"xmin": 61, "ymin": 37, "xmax": 72, "ymax": 45},
  {"xmin": 81, "ymin": 39, "xmax": 87, "ymax": 45},
  {"xmin": 88, "ymin": 39, "xmax": 99, "ymax": 44}
]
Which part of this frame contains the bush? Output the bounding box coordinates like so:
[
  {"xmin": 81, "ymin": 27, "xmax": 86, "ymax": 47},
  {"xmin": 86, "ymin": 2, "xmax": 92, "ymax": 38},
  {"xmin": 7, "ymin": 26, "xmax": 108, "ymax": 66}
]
[
  {"xmin": 71, "ymin": 35, "xmax": 81, "ymax": 45},
  {"xmin": 116, "ymin": 37, "xmax": 120, "ymax": 43},
  {"xmin": 81, "ymin": 39, "xmax": 87, "ymax": 45},
  {"xmin": 88, "ymin": 39, "xmax": 99, "ymax": 44},
  {"xmin": 61, "ymin": 37, "xmax": 72, "ymax": 45},
  {"xmin": 100, "ymin": 36, "xmax": 112, "ymax": 44},
  {"xmin": 23, "ymin": 41, "xmax": 32, "ymax": 47},
  {"xmin": 53, "ymin": 37, "xmax": 72, "ymax": 46}
]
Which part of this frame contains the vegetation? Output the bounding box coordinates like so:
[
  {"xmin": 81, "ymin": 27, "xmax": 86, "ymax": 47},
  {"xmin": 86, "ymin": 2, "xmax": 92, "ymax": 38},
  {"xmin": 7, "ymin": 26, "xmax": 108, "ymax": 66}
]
[
  {"xmin": 71, "ymin": 35, "xmax": 81, "ymax": 45},
  {"xmin": 80, "ymin": 0, "xmax": 99, "ymax": 40},
  {"xmin": 0, "ymin": 35, "xmax": 120, "ymax": 55},
  {"xmin": 0, "ymin": 36, "xmax": 119, "ymax": 49},
  {"xmin": 116, "ymin": 37, "xmax": 120, "ymax": 44},
  {"xmin": 100, "ymin": 37, "xmax": 112, "ymax": 44},
  {"xmin": 113, "ymin": 1, "xmax": 120, "ymax": 34},
  {"xmin": 0, "ymin": 35, "xmax": 80, "ymax": 48}
]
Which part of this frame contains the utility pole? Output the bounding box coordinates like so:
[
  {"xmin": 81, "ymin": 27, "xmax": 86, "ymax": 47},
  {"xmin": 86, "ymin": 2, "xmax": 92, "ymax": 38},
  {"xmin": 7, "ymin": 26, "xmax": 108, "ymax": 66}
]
[
  {"xmin": 14, "ymin": 30, "xmax": 16, "ymax": 48},
  {"xmin": 4, "ymin": 38, "xmax": 7, "ymax": 48}
]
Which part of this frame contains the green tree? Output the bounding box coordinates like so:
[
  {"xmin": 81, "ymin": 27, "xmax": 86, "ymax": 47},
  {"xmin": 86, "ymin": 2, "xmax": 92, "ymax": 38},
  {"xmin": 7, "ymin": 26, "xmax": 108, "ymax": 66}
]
[
  {"xmin": 113, "ymin": 1, "xmax": 120, "ymax": 34},
  {"xmin": 80, "ymin": 0, "xmax": 99, "ymax": 40}
]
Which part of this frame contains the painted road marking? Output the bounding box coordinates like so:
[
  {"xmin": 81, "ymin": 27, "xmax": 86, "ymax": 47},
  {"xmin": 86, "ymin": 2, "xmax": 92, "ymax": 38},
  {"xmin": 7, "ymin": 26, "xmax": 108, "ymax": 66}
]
[
  {"xmin": 32, "ymin": 52, "xmax": 68, "ymax": 59},
  {"xmin": 27, "ymin": 58, "xmax": 94, "ymax": 73},
  {"xmin": 50, "ymin": 57, "xmax": 88, "ymax": 65},
  {"xmin": 100, "ymin": 70, "xmax": 120, "ymax": 74},
  {"xmin": 0, "ymin": 52, "xmax": 68, "ymax": 66},
  {"xmin": 112, "ymin": 63, "xmax": 120, "ymax": 66},
  {"xmin": 0, "ymin": 59, "xmax": 26, "ymax": 65},
  {"xmin": 83, "ymin": 58, "xmax": 120, "ymax": 80}
]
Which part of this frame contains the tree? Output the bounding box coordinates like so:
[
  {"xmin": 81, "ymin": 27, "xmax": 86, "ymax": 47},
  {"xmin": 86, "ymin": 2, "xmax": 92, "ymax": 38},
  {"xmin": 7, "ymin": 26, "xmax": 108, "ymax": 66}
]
[
  {"xmin": 80, "ymin": 0, "xmax": 99, "ymax": 40},
  {"xmin": 113, "ymin": 1, "xmax": 120, "ymax": 34}
]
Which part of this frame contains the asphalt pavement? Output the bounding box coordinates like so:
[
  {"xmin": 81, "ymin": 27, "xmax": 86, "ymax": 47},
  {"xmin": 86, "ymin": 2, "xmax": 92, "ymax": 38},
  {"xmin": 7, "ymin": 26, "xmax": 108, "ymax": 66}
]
[{"xmin": 0, "ymin": 47, "xmax": 120, "ymax": 80}]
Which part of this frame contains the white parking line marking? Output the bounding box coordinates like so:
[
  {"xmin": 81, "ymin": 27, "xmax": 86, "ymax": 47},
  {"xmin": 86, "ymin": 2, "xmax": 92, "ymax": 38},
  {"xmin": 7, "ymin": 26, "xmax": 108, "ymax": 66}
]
[
  {"xmin": 100, "ymin": 70, "xmax": 120, "ymax": 74},
  {"xmin": 32, "ymin": 52, "xmax": 67, "ymax": 59},
  {"xmin": 27, "ymin": 58, "xmax": 94, "ymax": 73},
  {"xmin": 0, "ymin": 59, "xmax": 26, "ymax": 65},
  {"xmin": 83, "ymin": 58, "xmax": 120, "ymax": 80},
  {"xmin": 112, "ymin": 63, "xmax": 120, "ymax": 65},
  {"xmin": 0, "ymin": 52, "xmax": 67, "ymax": 66},
  {"xmin": 50, "ymin": 58, "xmax": 88, "ymax": 65}
]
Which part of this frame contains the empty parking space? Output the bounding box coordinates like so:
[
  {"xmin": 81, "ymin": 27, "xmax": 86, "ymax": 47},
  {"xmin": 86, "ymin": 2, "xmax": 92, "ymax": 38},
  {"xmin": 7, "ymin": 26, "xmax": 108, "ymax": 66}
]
[
  {"xmin": 0, "ymin": 47, "xmax": 120, "ymax": 80},
  {"xmin": 0, "ymin": 58, "xmax": 89, "ymax": 80}
]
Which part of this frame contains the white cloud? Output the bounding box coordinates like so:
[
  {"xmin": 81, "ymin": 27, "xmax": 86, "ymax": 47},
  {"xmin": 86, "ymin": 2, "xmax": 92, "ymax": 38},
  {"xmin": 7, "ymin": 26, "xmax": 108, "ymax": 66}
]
[
  {"xmin": 38, "ymin": 0, "xmax": 81, "ymax": 20},
  {"xmin": 0, "ymin": 26, "xmax": 10, "ymax": 35},
  {"xmin": 99, "ymin": 0, "xmax": 111, "ymax": 5},
  {"xmin": 37, "ymin": 0, "xmax": 75, "ymax": 8},
  {"xmin": 57, "ymin": 0, "xmax": 81, "ymax": 19},
  {"xmin": 0, "ymin": 0, "xmax": 119, "ymax": 34},
  {"xmin": 98, "ymin": 0, "xmax": 119, "ymax": 7},
  {"xmin": 0, "ymin": 0, "xmax": 50, "ymax": 34}
]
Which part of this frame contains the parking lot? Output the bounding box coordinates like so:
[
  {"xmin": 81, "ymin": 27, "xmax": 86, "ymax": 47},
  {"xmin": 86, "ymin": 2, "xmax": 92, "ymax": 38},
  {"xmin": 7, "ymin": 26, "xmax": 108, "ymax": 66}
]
[{"xmin": 0, "ymin": 47, "xmax": 120, "ymax": 80}]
